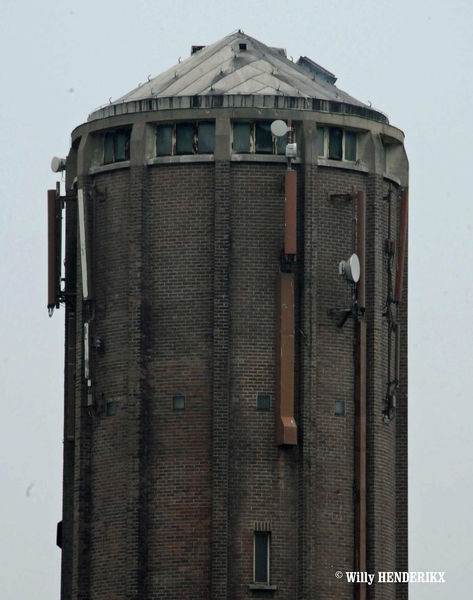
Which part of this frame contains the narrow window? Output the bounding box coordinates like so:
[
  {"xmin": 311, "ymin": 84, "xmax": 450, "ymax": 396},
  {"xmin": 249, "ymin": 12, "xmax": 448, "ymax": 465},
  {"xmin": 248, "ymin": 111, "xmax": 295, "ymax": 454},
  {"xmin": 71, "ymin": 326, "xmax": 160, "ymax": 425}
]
[
  {"xmin": 104, "ymin": 130, "xmax": 130, "ymax": 164},
  {"xmin": 344, "ymin": 131, "xmax": 357, "ymax": 162},
  {"xmin": 197, "ymin": 121, "xmax": 215, "ymax": 153},
  {"xmin": 156, "ymin": 124, "xmax": 173, "ymax": 156},
  {"xmin": 104, "ymin": 133, "xmax": 114, "ymax": 164},
  {"xmin": 334, "ymin": 400, "xmax": 345, "ymax": 416},
  {"xmin": 254, "ymin": 532, "xmax": 270, "ymax": 583},
  {"xmin": 255, "ymin": 122, "xmax": 272, "ymax": 153},
  {"xmin": 233, "ymin": 122, "xmax": 251, "ymax": 152},
  {"xmin": 114, "ymin": 130, "xmax": 129, "ymax": 162},
  {"xmin": 173, "ymin": 395, "xmax": 186, "ymax": 410},
  {"xmin": 317, "ymin": 126, "xmax": 325, "ymax": 157},
  {"xmin": 328, "ymin": 127, "xmax": 343, "ymax": 160},
  {"xmin": 276, "ymin": 133, "xmax": 287, "ymax": 155},
  {"xmin": 176, "ymin": 123, "xmax": 194, "ymax": 154}
]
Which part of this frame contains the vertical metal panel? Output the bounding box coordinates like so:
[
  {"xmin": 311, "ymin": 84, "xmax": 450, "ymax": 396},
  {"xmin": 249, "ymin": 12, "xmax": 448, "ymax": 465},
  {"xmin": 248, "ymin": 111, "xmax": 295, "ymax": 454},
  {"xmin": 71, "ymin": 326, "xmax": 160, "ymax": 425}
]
[
  {"xmin": 275, "ymin": 273, "xmax": 297, "ymax": 446},
  {"xmin": 47, "ymin": 187, "xmax": 61, "ymax": 310},
  {"xmin": 77, "ymin": 189, "xmax": 91, "ymax": 299},
  {"xmin": 47, "ymin": 189, "xmax": 58, "ymax": 308},
  {"xmin": 394, "ymin": 189, "xmax": 409, "ymax": 302},
  {"xmin": 84, "ymin": 322, "xmax": 90, "ymax": 379},
  {"xmin": 284, "ymin": 170, "xmax": 297, "ymax": 257},
  {"xmin": 66, "ymin": 311, "xmax": 76, "ymax": 440}
]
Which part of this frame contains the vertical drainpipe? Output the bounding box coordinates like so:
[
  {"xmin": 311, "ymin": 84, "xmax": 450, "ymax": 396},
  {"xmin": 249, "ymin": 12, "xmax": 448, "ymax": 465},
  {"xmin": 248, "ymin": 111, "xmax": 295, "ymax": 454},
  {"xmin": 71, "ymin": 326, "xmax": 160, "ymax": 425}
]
[
  {"xmin": 276, "ymin": 119, "xmax": 298, "ymax": 446},
  {"xmin": 394, "ymin": 189, "xmax": 409, "ymax": 303},
  {"xmin": 355, "ymin": 190, "xmax": 366, "ymax": 600}
]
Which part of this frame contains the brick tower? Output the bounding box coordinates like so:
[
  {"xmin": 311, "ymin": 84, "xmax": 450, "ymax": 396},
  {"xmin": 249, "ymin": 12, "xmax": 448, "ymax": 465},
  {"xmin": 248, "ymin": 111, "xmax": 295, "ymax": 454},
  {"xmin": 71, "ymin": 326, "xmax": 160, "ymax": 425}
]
[{"xmin": 49, "ymin": 32, "xmax": 408, "ymax": 600}]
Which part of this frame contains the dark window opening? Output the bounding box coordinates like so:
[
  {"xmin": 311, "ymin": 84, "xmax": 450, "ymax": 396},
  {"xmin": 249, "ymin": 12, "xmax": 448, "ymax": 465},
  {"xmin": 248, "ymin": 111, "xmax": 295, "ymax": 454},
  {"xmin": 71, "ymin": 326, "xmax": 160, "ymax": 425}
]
[
  {"xmin": 239, "ymin": 43, "xmax": 247, "ymax": 51},
  {"xmin": 233, "ymin": 121, "xmax": 294, "ymax": 155},
  {"xmin": 344, "ymin": 131, "xmax": 357, "ymax": 161},
  {"xmin": 328, "ymin": 127, "xmax": 343, "ymax": 160},
  {"xmin": 176, "ymin": 123, "xmax": 195, "ymax": 155},
  {"xmin": 197, "ymin": 122, "xmax": 215, "ymax": 153},
  {"xmin": 334, "ymin": 400, "xmax": 345, "ymax": 417},
  {"xmin": 156, "ymin": 122, "xmax": 215, "ymax": 156},
  {"xmin": 173, "ymin": 395, "xmax": 186, "ymax": 410},
  {"xmin": 257, "ymin": 395, "xmax": 271, "ymax": 411},
  {"xmin": 104, "ymin": 129, "xmax": 130, "ymax": 164},
  {"xmin": 233, "ymin": 122, "xmax": 251, "ymax": 152},
  {"xmin": 255, "ymin": 122, "xmax": 273, "ymax": 153},
  {"xmin": 317, "ymin": 126, "xmax": 325, "ymax": 157},
  {"xmin": 156, "ymin": 124, "xmax": 173, "ymax": 156},
  {"xmin": 254, "ymin": 532, "xmax": 270, "ymax": 583},
  {"xmin": 106, "ymin": 401, "xmax": 117, "ymax": 416}
]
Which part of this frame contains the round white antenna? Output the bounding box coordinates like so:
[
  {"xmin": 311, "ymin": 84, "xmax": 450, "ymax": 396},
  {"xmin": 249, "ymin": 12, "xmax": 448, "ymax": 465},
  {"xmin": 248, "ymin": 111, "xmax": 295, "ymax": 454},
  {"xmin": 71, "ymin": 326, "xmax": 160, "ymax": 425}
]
[
  {"xmin": 270, "ymin": 120, "xmax": 288, "ymax": 137},
  {"xmin": 339, "ymin": 254, "xmax": 361, "ymax": 283},
  {"xmin": 51, "ymin": 157, "xmax": 66, "ymax": 173}
]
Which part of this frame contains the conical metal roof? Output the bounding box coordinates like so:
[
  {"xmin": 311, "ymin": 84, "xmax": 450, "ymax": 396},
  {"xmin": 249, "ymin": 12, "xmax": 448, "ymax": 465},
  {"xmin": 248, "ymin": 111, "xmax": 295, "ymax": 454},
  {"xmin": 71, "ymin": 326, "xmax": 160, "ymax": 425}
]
[{"xmin": 88, "ymin": 32, "xmax": 388, "ymax": 123}]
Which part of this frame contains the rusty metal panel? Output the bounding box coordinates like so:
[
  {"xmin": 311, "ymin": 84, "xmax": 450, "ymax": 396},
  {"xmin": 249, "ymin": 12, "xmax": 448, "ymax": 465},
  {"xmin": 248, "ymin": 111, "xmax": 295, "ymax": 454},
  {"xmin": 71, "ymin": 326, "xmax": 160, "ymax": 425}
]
[
  {"xmin": 394, "ymin": 189, "xmax": 409, "ymax": 303},
  {"xmin": 275, "ymin": 273, "xmax": 297, "ymax": 446},
  {"xmin": 284, "ymin": 170, "xmax": 297, "ymax": 257}
]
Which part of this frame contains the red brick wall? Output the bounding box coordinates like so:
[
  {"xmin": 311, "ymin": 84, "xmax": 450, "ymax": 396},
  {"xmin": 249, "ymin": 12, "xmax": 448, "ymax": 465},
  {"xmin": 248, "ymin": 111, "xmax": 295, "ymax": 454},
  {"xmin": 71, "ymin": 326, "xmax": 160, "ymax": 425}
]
[{"xmin": 63, "ymin": 158, "xmax": 407, "ymax": 600}]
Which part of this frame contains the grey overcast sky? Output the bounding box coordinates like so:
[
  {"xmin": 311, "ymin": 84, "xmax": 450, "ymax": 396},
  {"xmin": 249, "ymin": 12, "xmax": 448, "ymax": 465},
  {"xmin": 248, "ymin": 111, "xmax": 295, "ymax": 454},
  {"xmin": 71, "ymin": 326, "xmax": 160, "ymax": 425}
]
[{"xmin": 0, "ymin": 0, "xmax": 471, "ymax": 598}]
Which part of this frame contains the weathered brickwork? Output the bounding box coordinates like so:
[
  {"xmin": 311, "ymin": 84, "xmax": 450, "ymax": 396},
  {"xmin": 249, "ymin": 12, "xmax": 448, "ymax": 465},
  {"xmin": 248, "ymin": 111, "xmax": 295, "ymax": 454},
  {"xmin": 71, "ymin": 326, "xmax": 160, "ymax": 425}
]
[{"xmin": 61, "ymin": 119, "xmax": 407, "ymax": 600}]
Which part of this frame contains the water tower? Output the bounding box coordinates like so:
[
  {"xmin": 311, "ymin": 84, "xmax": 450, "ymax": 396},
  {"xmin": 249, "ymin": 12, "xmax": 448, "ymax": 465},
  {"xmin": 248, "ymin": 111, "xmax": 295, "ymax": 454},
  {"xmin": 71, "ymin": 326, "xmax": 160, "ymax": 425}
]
[{"xmin": 49, "ymin": 32, "xmax": 408, "ymax": 600}]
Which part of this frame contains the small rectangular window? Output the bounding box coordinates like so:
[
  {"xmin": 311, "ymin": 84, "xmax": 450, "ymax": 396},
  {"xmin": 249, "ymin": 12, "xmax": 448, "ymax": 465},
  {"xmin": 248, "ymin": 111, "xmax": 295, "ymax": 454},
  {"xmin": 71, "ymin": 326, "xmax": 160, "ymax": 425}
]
[
  {"xmin": 317, "ymin": 126, "xmax": 325, "ymax": 157},
  {"xmin": 233, "ymin": 122, "xmax": 251, "ymax": 152},
  {"xmin": 344, "ymin": 131, "xmax": 357, "ymax": 161},
  {"xmin": 172, "ymin": 395, "xmax": 186, "ymax": 410},
  {"xmin": 328, "ymin": 127, "xmax": 343, "ymax": 160},
  {"xmin": 255, "ymin": 122, "xmax": 273, "ymax": 153},
  {"xmin": 197, "ymin": 121, "xmax": 215, "ymax": 153},
  {"xmin": 176, "ymin": 123, "xmax": 194, "ymax": 155},
  {"xmin": 156, "ymin": 124, "xmax": 173, "ymax": 156},
  {"xmin": 334, "ymin": 400, "xmax": 345, "ymax": 416},
  {"xmin": 257, "ymin": 395, "xmax": 271, "ymax": 411},
  {"xmin": 254, "ymin": 532, "xmax": 270, "ymax": 583}
]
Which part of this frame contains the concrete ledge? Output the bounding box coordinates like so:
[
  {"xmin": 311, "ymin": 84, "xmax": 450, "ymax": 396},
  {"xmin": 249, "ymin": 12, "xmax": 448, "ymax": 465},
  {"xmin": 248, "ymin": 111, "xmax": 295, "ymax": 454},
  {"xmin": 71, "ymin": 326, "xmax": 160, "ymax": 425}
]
[
  {"xmin": 248, "ymin": 584, "xmax": 278, "ymax": 591},
  {"xmin": 383, "ymin": 171, "xmax": 401, "ymax": 186},
  {"xmin": 148, "ymin": 155, "xmax": 215, "ymax": 165},
  {"xmin": 231, "ymin": 154, "xmax": 300, "ymax": 164},
  {"xmin": 89, "ymin": 161, "xmax": 130, "ymax": 175},
  {"xmin": 318, "ymin": 158, "xmax": 369, "ymax": 173}
]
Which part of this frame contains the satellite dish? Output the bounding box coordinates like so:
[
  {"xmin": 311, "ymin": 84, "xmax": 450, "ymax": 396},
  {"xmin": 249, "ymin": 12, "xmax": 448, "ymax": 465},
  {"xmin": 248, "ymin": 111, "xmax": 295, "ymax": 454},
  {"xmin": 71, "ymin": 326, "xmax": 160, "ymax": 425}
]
[
  {"xmin": 270, "ymin": 120, "xmax": 288, "ymax": 137},
  {"xmin": 51, "ymin": 157, "xmax": 66, "ymax": 173},
  {"xmin": 339, "ymin": 254, "xmax": 361, "ymax": 283}
]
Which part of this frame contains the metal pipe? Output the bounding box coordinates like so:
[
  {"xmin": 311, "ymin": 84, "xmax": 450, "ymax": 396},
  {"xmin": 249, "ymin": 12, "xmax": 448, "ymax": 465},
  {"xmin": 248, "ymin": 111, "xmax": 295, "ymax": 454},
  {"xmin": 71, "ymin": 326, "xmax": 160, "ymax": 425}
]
[
  {"xmin": 356, "ymin": 191, "xmax": 366, "ymax": 311},
  {"xmin": 394, "ymin": 189, "xmax": 409, "ymax": 302},
  {"xmin": 355, "ymin": 189, "xmax": 367, "ymax": 600},
  {"xmin": 284, "ymin": 170, "xmax": 297, "ymax": 257}
]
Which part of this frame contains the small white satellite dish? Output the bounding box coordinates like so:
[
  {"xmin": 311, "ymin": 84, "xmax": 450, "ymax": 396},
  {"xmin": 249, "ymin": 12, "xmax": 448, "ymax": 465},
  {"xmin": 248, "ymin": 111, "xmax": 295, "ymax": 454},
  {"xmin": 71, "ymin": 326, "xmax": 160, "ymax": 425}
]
[
  {"xmin": 51, "ymin": 157, "xmax": 66, "ymax": 173},
  {"xmin": 339, "ymin": 254, "xmax": 361, "ymax": 283},
  {"xmin": 270, "ymin": 120, "xmax": 288, "ymax": 137}
]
